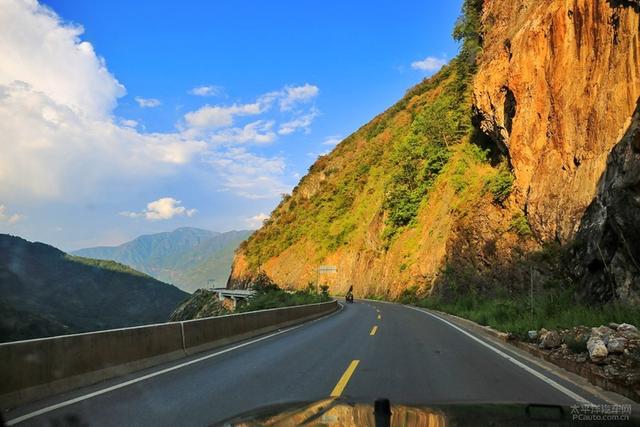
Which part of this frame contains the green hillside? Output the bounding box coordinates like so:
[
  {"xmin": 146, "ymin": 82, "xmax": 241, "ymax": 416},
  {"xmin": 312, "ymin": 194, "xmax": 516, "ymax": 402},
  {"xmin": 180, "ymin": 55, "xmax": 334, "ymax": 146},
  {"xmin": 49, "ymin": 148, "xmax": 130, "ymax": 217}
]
[
  {"xmin": 73, "ymin": 228, "xmax": 251, "ymax": 292},
  {"xmin": 228, "ymin": 0, "xmax": 509, "ymax": 296},
  {"xmin": 0, "ymin": 234, "xmax": 188, "ymax": 342}
]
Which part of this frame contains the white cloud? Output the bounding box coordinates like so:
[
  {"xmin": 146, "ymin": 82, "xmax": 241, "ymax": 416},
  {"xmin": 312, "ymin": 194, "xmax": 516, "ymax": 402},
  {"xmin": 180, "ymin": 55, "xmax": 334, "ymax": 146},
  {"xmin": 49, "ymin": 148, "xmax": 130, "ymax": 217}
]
[
  {"xmin": 120, "ymin": 119, "xmax": 138, "ymax": 127},
  {"xmin": 0, "ymin": 204, "xmax": 23, "ymax": 224},
  {"xmin": 206, "ymin": 148, "xmax": 290, "ymax": 199},
  {"xmin": 0, "ymin": 1, "xmax": 206, "ymax": 201},
  {"xmin": 184, "ymin": 102, "xmax": 263, "ymax": 129},
  {"xmin": 0, "ymin": 0, "xmax": 307, "ymax": 212},
  {"xmin": 322, "ymin": 135, "xmax": 342, "ymax": 146},
  {"xmin": 411, "ymin": 56, "xmax": 447, "ymax": 72},
  {"xmin": 189, "ymin": 85, "xmax": 221, "ymax": 97},
  {"xmin": 135, "ymin": 96, "xmax": 161, "ymax": 108},
  {"xmin": 246, "ymin": 212, "xmax": 269, "ymax": 229},
  {"xmin": 307, "ymin": 150, "xmax": 330, "ymax": 158},
  {"xmin": 210, "ymin": 120, "xmax": 276, "ymax": 144},
  {"xmin": 0, "ymin": 0, "xmax": 125, "ymax": 119},
  {"xmin": 121, "ymin": 197, "xmax": 196, "ymax": 220},
  {"xmin": 0, "ymin": 82, "xmax": 206, "ymax": 199},
  {"xmin": 278, "ymin": 84, "xmax": 319, "ymax": 111},
  {"xmin": 181, "ymin": 83, "xmax": 320, "ymax": 136},
  {"xmin": 278, "ymin": 108, "xmax": 319, "ymax": 135}
]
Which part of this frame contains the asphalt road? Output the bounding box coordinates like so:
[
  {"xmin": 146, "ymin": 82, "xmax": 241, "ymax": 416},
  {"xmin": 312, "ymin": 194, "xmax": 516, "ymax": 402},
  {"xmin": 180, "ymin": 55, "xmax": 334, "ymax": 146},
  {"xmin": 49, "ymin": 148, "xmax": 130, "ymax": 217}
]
[{"xmin": 6, "ymin": 300, "xmax": 614, "ymax": 426}]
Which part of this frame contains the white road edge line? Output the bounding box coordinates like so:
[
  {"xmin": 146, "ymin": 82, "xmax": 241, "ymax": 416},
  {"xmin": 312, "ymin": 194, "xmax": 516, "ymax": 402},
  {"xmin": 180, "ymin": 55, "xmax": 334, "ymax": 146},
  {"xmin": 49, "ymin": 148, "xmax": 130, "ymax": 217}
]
[
  {"xmin": 406, "ymin": 306, "xmax": 592, "ymax": 405},
  {"xmin": 6, "ymin": 304, "xmax": 344, "ymax": 426}
]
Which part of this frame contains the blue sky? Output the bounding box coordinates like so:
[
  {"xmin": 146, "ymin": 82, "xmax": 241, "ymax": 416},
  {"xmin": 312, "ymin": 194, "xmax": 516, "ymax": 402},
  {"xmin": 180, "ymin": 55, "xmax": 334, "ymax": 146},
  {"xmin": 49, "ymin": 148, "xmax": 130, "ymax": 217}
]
[{"xmin": 0, "ymin": 0, "xmax": 462, "ymax": 250}]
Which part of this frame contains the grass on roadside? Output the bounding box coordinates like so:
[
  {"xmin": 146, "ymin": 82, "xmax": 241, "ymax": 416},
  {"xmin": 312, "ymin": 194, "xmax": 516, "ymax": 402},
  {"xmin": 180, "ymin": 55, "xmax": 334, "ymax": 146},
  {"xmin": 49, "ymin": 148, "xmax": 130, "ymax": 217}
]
[{"xmin": 410, "ymin": 291, "xmax": 640, "ymax": 339}]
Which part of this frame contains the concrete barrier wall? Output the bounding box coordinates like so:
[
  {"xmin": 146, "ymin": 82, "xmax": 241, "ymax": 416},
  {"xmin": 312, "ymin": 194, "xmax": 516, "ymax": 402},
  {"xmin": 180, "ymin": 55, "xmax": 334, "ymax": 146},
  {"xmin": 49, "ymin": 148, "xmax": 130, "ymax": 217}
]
[
  {"xmin": 0, "ymin": 300, "xmax": 337, "ymax": 409},
  {"xmin": 0, "ymin": 322, "xmax": 185, "ymax": 410},
  {"xmin": 182, "ymin": 300, "xmax": 338, "ymax": 354}
]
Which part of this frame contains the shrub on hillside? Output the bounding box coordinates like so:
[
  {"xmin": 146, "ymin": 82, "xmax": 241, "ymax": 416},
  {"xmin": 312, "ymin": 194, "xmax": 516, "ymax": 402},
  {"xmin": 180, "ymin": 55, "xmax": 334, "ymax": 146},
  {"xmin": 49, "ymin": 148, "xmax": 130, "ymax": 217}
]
[
  {"xmin": 398, "ymin": 285, "xmax": 420, "ymax": 305},
  {"xmin": 453, "ymin": 0, "xmax": 484, "ymax": 78},
  {"xmin": 251, "ymin": 271, "xmax": 279, "ymax": 294},
  {"xmin": 486, "ymin": 163, "xmax": 514, "ymax": 204},
  {"xmin": 320, "ymin": 284, "xmax": 330, "ymax": 298},
  {"xmin": 510, "ymin": 212, "xmax": 532, "ymax": 236}
]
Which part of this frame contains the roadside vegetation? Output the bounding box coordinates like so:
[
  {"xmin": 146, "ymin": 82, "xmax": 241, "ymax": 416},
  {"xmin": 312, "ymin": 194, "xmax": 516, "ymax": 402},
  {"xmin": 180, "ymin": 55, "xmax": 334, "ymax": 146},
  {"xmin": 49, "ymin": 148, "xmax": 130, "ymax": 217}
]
[
  {"xmin": 396, "ymin": 247, "xmax": 640, "ymax": 338},
  {"xmin": 236, "ymin": 272, "xmax": 330, "ymax": 313},
  {"xmin": 410, "ymin": 292, "xmax": 640, "ymax": 339}
]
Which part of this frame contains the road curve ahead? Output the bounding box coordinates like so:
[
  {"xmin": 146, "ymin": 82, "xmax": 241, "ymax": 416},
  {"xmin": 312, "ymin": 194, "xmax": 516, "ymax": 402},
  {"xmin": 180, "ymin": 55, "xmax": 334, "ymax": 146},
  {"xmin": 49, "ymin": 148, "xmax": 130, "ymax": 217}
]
[{"xmin": 6, "ymin": 300, "xmax": 615, "ymax": 426}]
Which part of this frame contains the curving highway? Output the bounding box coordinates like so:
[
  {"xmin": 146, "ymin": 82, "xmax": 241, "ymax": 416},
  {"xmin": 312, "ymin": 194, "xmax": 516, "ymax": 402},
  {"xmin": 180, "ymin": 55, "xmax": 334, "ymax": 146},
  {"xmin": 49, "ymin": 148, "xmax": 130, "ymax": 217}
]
[{"xmin": 4, "ymin": 300, "xmax": 626, "ymax": 426}]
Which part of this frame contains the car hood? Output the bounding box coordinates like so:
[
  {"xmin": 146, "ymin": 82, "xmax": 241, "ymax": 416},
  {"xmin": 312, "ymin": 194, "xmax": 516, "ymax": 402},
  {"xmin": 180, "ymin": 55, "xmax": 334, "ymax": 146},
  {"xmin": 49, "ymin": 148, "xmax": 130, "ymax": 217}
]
[{"xmin": 217, "ymin": 397, "xmax": 635, "ymax": 426}]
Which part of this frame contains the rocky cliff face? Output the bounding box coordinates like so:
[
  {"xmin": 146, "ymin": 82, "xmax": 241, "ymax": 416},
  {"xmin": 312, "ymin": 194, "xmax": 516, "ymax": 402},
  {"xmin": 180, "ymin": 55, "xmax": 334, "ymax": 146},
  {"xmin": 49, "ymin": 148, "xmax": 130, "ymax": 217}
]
[
  {"xmin": 472, "ymin": 0, "xmax": 640, "ymax": 301},
  {"xmin": 229, "ymin": 0, "xmax": 640, "ymax": 302},
  {"xmin": 571, "ymin": 100, "xmax": 640, "ymax": 303},
  {"xmin": 473, "ymin": 0, "xmax": 640, "ymax": 242}
]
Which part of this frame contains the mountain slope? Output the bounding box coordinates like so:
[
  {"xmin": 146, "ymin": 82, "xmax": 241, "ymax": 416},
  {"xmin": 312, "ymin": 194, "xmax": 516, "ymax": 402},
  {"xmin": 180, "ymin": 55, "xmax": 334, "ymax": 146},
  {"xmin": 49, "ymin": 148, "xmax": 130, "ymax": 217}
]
[
  {"xmin": 228, "ymin": 0, "xmax": 640, "ymax": 303},
  {"xmin": 74, "ymin": 228, "xmax": 251, "ymax": 292},
  {"xmin": 229, "ymin": 0, "xmax": 495, "ymax": 296},
  {"xmin": 0, "ymin": 234, "xmax": 188, "ymax": 342}
]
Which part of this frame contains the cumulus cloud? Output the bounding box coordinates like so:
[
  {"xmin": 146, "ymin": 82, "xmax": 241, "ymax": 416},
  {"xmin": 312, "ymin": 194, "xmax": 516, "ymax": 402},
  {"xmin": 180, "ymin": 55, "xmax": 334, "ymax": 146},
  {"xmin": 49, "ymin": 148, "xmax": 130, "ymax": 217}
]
[
  {"xmin": 411, "ymin": 56, "xmax": 447, "ymax": 72},
  {"xmin": 135, "ymin": 96, "xmax": 161, "ymax": 108},
  {"xmin": 246, "ymin": 212, "xmax": 269, "ymax": 229},
  {"xmin": 322, "ymin": 135, "xmax": 342, "ymax": 146},
  {"xmin": 121, "ymin": 197, "xmax": 196, "ymax": 220},
  {"xmin": 0, "ymin": 204, "xmax": 23, "ymax": 224},
  {"xmin": 0, "ymin": 0, "xmax": 313, "ymax": 211},
  {"xmin": 0, "ymin": 82, "xmax": 206, "ymax": 199},
  {"xmin": 206, "ymin": 148, "xmax": 290, "ymax": 199},
  {"xmin": 0, "ymin": 0, "xmax": 206, "ymax": 201},
  {"xmin": 278, "ymin": 108, "xmax": 319, "ymax": 135},
  {"xmin": 189, "ymin": 85, "xmax": 221, "ymax": 97},
  {"xmin": 0, "ymin": 0, "xmax": 125, "ymax": 119}
]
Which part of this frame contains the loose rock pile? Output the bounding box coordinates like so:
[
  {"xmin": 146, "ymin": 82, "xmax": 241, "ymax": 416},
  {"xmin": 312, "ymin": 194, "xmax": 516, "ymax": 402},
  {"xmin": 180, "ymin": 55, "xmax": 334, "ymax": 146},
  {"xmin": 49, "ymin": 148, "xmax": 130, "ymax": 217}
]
[{"xmin": 525, "ymin": 323, "xmax": 640, "ymax": 400}]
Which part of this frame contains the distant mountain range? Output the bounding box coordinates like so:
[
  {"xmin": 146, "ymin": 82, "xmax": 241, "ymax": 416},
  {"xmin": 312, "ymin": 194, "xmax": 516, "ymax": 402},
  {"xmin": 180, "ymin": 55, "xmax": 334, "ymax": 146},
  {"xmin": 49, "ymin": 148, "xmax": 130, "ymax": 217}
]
[
  {"xmin": 73, "ymin": 228, "xmax": 252, "ymax": 293},
  {"xmin": 0, "ymin": 234, "xmax": 188, "ymax": 342}
]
